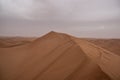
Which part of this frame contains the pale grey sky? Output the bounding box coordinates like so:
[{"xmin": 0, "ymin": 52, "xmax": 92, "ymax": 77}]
[{"xmin": 0, "ymin": 0, "xmax": 120, "ymax": 38}]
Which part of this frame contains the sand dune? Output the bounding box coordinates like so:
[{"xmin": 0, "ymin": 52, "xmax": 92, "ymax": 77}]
[
  {"xmin": 0, "ymin": 31, "xmax": 120, "ymax": 80},
  {"xmin": 85, "ymin": 39, "xmax": 120, "ymax": 56},
  {"xmin": 0, "ymin": 37, "xmax": 35, "ymax": 48}
]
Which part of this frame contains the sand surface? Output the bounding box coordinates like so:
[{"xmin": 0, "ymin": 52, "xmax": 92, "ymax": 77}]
[{"xmin": 0, "ymin": 31, "xmax": 120, "ymax": 80}]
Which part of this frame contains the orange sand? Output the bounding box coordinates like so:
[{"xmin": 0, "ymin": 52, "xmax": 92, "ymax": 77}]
[{"xmin": 0, "ymin": 31, "xmax": 120, "ymax": 80}]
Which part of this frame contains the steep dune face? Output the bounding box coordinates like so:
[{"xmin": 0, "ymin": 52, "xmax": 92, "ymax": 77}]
[
  {"xmin": 0, "ymin": 31, "xmax": 119, "ymax": 80},
  {"xmin": 72, "ymin": 37, "xmax": 120, "ymax": 80}
]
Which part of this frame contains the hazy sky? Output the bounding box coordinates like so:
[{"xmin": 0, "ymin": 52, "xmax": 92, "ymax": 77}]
[{"xmin": 0, "ymin": 0, "xmax": 120, "ymax": 38}]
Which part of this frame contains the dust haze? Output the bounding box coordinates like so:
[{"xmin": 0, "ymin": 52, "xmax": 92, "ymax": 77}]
[{"xmin": 0, "ymin": 0, "xmax": 120, "ymax": 38}]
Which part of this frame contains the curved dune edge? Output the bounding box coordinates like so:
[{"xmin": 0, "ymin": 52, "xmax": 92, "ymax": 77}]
[
  {"xmin": 0, "ymin": 31, "xmax": 119, "ymax": 80},
  {"xmin": 71, "ymin": 37, "xmax": 120, "ymax": 80}
]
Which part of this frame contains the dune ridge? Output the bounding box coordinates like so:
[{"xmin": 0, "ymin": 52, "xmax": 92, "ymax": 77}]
[{"xmin": 0, "ymin": 31, "xmax": 120, "ymax": 80}]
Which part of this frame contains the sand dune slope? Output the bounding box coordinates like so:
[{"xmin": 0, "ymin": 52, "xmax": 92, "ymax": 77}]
[
  {"xmin": 0, "ymin": 31, "xmax": 119, "ymax": 80},
  {"xmin": 72, "ymin": 37, "xmax": 120, "ymax": 80}
]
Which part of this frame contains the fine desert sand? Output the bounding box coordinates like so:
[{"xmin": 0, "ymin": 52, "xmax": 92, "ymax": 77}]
[{"xmin": 0, "ymin": 31, "xmax": 120, "ymax": 80}]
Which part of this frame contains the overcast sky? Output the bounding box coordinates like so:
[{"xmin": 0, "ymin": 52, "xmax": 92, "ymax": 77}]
[{"xmin": 0, "ymin": 0, "xmax": 120, "ymax": 38}]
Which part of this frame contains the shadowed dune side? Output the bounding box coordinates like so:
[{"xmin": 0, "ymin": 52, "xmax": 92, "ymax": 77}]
[{"xmin": 0, "ymin": 31, "xmax": 119, "ymax": 80}]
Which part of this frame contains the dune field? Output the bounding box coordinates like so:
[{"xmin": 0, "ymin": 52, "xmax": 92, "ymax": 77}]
[{"xmin": 0, "ymin": 31, "xmax": 120, "ymax": 80}]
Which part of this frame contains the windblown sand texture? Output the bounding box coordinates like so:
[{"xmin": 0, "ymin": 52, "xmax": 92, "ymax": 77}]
[{"xmin": 0, "ymin": 31, "xmax": 120, "ymax": 80}]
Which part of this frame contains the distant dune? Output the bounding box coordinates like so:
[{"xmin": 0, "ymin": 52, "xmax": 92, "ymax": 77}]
[
  {"xmin": 0, "ymin": 31, "xmax": 120, "ymax": 80},
  {"xmin": 85, "ymin": 39, "xmax": 120, "ymax": 56},
  {"xmin": 0, "ymin": 37, "xmax": 35, "ymax": 48}
]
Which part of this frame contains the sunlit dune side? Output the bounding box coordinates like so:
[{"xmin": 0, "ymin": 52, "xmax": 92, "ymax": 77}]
[{"xmin": 0, "ymin": 32, "xmax": 120, "ymax": 80}]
